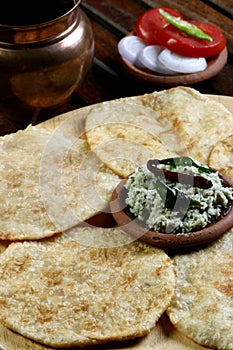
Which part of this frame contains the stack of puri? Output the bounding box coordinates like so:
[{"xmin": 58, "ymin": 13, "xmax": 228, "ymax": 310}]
[{"xmin": 0, "ymin": 87, "xmax": 232, "ymax": 349}]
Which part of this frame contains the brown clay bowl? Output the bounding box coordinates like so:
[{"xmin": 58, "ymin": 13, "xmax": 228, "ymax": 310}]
[
  {"xmin": 118, "ymin": 35, "xmax": 228, "ymax": 87},
  {"xmin": 110, "ymin": 172, "xmax": 233, "ymax": 249}
]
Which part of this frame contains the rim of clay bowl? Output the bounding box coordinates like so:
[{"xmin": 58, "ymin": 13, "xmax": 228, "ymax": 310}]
[{"xmin": 118, "ymin": 36, "xmax": 228, "ymax": 87}]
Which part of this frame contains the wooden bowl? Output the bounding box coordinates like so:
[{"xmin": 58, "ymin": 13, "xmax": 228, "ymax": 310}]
[
  {"xmin": 110, "ymin": 173, "xmax": 233, "ymax": 250},
  {"xmin": 118, "ymin": 43, "xmax": 228, "ymax": 87}
]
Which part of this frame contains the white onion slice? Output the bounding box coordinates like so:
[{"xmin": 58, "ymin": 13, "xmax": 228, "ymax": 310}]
[
  {"xmin": 158, "ymin": 49, "xmax": 207, "ymax": 73},
  {"xmin": 136, "ymin": 45, "xmax": 177, "ymax": 74},
  {"xmin": 118, "ymin": 36, "xmax": 147, "ymax": 65}
]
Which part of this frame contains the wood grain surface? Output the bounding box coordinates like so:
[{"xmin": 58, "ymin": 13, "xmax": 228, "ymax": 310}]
[
  {"xmin": 77, "ymin": 0, "xmax": 233, "ymax": 107},
  {"xmin": 0, "ymin": 94, "xmax": 232, "ymax": 350}
]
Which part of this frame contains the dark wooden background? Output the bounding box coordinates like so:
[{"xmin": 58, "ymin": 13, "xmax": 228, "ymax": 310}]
[
  {"xmin": 73, "ymin": 0, "xmax": 232, "ymax": 108},
  {"xmin": 1, "ymin": 0, "xmax": 232, "ymax": 133}
]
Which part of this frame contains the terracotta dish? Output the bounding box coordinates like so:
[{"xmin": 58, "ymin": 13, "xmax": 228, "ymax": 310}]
[
  {"xmin": 110, "ymin": 173, "xmax": 233, "ymax": 250},
  {"xmin": 118, "ymin": 38, "xmax": 228, "ymax": 87}
]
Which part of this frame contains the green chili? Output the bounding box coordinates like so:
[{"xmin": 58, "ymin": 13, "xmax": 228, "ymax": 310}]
[{"xmin": 159, "ymin": 9, "xmax": 213, "ymax": 42}]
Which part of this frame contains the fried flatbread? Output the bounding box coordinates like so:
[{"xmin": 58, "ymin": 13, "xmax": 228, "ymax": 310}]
[
  {"xmin": 0, "ymin": 226, "xmax": 175, "ymax": 348},
  {"xmin": 85, "ymin": 101, "xmax": 182, "ymax": 177},
  {"xmin": 167, "ymin": 228, "xmax": 233, "ymax": 350},
  {"xmin": 0, "ymin": 125, "xmax": 120, "ymax": 240},
  {"xmin": 208, "ymin": 133, "xmax": 233, "ymax": 180},
  {"xmin": 141, "ymin": 86, "xmax": 233, "ymax": 165}
]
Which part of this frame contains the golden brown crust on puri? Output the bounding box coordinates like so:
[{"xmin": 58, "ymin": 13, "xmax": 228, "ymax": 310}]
[
  {"xmin": 167, "ymin": 229, "xmax": 233, "ymax": 350},
  {"xmin": 0, "ymin": 227, "xmax": 175, "ymax": 348},
  {"xmin": 0, "ymin": 125, "xmax": 120, "ymax": 240},
  {"xmin": 85, "ymin": 101, "xmax": 177, "ymax": 177},
  {"xmin": 140, "ymin": 86, "xmax": 233, "ymax": 165},
  {"xmin": 209, "ymin": 133, "xmax": 233, "ymax": 180}
]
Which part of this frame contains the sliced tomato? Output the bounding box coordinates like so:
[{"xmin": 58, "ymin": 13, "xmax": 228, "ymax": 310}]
[
  {"xmin": 157, "ymin": 21, "xmax": 226, "ymax": 57},
  {"xmin": 135, "ymin": 7, "xmax": 183, "ymax": 45}
]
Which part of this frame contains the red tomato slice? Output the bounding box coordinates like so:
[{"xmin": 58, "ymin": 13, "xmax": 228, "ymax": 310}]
[
  {"xmin": 135, "ymin": 7, "xmax": 183, "ymax": 45},
  {"xmin": 157, "ymin": 21, "xmax": 226, "ymax": 57}
]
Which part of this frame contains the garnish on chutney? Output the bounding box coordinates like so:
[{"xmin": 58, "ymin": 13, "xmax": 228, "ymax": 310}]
[{"xmin": 147, "ymin": 157, "xmax": 213, "ymax": 189}]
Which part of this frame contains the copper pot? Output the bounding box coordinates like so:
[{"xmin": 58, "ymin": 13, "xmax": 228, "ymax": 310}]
[{"xmin": 0, "ymin": 0, "xmax": 94, "ymax": 123}]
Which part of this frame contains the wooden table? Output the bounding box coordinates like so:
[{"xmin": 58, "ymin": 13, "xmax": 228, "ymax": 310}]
[
  {"xmin": 0, "ymin": 2, "xmax": 232, "ymax": 349},
  {"xmin": 0, "ymin": 0, "xmax": 232, "ymax": 135},
  {"xmin": 75, "ymin": 0, "xmax": 233, "ymax": 105}
]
